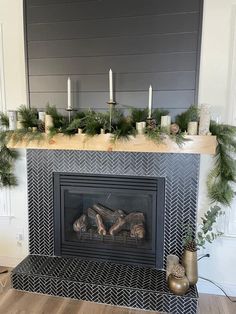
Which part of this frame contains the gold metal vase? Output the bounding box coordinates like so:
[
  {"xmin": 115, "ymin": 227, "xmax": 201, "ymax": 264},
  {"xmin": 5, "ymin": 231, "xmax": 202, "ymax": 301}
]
[
  {"xmin": 182, "ymin": 249, "xmax": 198, "ymax": 285},
  {"xmin": 168, "ymin": 274, "xmax": 189, "ymax": 296}
]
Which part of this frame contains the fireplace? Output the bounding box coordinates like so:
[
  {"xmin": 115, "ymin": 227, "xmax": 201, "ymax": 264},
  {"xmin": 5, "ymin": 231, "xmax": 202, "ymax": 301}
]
[
  {"xmin": 12, "ymin": 150, "xmax": 199, "ymax": 313},
  {"xmin": 54, "ymin": 173, "xmax": 165, "ymax": 268}
]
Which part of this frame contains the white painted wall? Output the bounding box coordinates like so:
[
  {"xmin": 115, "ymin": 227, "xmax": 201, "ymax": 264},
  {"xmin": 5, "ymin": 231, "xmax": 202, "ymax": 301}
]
[
  {"xmin": 0, "ymin": 0, "xmax": 28, "ymax": 267},
  {"xmin": 0, "ymin": 0, "xmax": 235, "ymax": 297},
  {"xmin": 197, "ymin": 0, "xmax": 236, "ymax": 296}
]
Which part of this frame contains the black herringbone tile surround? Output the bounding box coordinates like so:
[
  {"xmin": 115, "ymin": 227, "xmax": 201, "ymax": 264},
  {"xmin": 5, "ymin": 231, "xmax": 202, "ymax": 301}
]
[{"xmin": 12, "ymin": 150, "xmax": 200, "ymax": 313}]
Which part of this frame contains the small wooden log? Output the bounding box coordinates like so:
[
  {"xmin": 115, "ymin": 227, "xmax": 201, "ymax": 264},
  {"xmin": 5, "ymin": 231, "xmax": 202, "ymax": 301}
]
[
  {"xmin": 96, "ymin": 214, "xmax": 107, "ymax": 235},
  {"xmin": 109, "ymin": 217, "xmax": 126, "ymax": 236},
  {"xmin": 73, "ymin": 214, "xmax": 89, "ymax": 233}
]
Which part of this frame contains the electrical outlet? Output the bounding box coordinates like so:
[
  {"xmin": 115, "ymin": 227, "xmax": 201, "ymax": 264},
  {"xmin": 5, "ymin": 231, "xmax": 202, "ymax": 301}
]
[{"xmin": 16, "ymin": 228, "xmax": 24, "ymax": 242}]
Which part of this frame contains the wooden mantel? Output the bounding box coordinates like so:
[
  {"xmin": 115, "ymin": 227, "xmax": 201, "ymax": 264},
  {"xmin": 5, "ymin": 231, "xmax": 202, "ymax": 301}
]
[{"xmin": 7, "ymin": 134, "xmax": 217, "ymax": 154}]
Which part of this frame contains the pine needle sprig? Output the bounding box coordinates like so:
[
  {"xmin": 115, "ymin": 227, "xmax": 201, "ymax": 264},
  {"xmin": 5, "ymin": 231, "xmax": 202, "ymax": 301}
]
[
  {"xmin": 145, "ymin": 127, "xmax": 164, "ymax": 144},
  {"xmin": 175, "ymin": 105, "xmax": 199, "ymax": 131},
  {"xmin": 0, "ymin": 113, "xmax": 9, "ymax": 128},
  {"xmin": 152, "ymin": 108, "xmax": 169, "ymax": 125},
  {"xmin": 112, "ymin": 117, "xmax": 136, "ymax": 141},
  {"xmin": 18, "ymin": 105, "xmax": 38, "ymax": 128},
  {"xmin": 169, "ymin": 132, "xmax": 190, "ymax": 147},
  {"xmin": 46, "ymin": 104, "xmax": 68, "ymax": 130},
  {"xmin": 130, "ymin": 108, "xmax": 148, "ymax": 123}
]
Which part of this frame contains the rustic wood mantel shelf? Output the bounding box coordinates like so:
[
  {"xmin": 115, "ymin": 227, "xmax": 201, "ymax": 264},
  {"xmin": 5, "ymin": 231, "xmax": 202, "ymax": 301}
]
[{"xmin": 7, "ymin": 134, "xmax": 217, "ymax": 154}]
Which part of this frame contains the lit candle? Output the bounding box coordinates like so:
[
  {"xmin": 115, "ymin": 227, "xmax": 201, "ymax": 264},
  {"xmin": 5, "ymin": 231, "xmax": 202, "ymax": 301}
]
[
  {"xmin": 109, "ymin": 69, "xmax": 113, "ymax": 102},
  {"xmin": 67, "ymin": 77, "xmax": 72, "ymax": 110},
  {"xmin": 148, "ymin": 85, "xmax": 152, "ymax": 118}
]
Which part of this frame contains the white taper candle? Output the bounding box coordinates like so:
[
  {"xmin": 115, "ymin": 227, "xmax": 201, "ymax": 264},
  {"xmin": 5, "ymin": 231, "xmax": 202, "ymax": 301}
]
[
  {"xmin": 109, "ymin": 69, "xmax": 113, "ymax": 102},
  {"xmin": 67, "ymin": 77, "xmax": 72, "ymax": 109},
  {"xmin": 148, "ymin": 85, "xmax": 152, "ymax": 118}
]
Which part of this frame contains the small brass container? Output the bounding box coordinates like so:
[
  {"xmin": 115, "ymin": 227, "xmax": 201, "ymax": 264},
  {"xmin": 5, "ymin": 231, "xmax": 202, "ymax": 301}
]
[
  {"xmin": 182, "ymin": 249, "xmax": 198, "ymax": 286},
  {"xmin": 168, "ymin": 274, "xmax": 189, "ymax": 296}
]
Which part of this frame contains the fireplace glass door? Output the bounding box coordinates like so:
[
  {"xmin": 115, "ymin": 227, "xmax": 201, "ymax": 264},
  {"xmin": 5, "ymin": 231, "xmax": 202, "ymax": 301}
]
[{"xmin": 54, "ymin": 173, "xmax": 165, "ymax": 268}]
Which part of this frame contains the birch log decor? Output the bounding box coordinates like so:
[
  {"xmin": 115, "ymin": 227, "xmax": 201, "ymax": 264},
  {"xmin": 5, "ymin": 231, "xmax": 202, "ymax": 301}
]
[{"xmin": 73, "ymin": 203, "xmax": 146, "ymax": 240}]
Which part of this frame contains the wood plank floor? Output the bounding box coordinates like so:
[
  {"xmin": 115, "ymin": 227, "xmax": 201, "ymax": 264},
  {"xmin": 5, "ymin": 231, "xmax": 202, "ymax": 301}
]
[{"xmin": 1, "ymin": 270, "xmax": 236, "ymax": 314}]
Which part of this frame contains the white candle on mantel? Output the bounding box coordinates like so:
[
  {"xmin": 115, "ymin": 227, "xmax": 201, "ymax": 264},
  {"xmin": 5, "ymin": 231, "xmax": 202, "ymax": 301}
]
[
  {"xmin": 148, "ymin": 85, "xmax": 153, "ymax": 118},
  {"xmin": 67, "ymin": 77, "xmax": 72, "ymax": 110},
  {"xmin": 109, "ymin": 69, "xmax": 113, "ymax": 102}
]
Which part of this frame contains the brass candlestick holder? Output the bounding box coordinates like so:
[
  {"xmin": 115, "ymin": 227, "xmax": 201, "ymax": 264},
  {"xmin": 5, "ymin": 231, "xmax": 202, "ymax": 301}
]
[
  {"xmin": 107, "ymin": 100, "xmax": 117, "ymax": 132},
  {"xmin": 65, "ymin": 108, "xmax": 77, "ymax": 123}
]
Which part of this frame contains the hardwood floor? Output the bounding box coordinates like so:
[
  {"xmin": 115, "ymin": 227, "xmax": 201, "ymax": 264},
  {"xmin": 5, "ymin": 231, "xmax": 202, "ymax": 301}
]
[{"xmin": 1, "ymin": 270, "xmax": 236, "ymax": 314}]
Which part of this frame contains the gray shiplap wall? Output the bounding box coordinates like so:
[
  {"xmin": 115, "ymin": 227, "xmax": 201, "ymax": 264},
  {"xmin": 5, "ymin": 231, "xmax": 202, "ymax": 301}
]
[{"xmin": 25, "ymin": 0, "xmax": 202, "ymax": 116}]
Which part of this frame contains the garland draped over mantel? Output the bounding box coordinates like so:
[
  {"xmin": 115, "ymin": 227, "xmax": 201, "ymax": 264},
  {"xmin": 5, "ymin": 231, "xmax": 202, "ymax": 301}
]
[{"xmin": 0, "ymin": 104, "xmax": 236, "ymax": 248}]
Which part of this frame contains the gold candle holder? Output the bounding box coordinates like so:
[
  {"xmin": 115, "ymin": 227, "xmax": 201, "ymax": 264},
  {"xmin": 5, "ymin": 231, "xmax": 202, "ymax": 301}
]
[{"xmin": 107, "ymin": 100, "xmax": 117, "ymax": 132}]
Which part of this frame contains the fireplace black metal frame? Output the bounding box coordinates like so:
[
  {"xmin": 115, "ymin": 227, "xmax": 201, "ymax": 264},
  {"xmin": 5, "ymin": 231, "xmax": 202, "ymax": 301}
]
[{"xmin": 53, "ymin": 172, "xmax": 165, "ymax": 269}]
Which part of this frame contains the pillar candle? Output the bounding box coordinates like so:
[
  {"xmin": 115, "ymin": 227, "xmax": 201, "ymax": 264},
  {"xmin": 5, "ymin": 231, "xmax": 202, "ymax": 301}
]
[
  {"xmin": 148, "ymin": 85, "xmax": 152, "ymax": 118},
  {"xmin": 8, "ymin": 111, "xmax": 17, "ymax": 130},
  {"xmin": 109, "ymin": 69, "xmax": 113, "ymax": 102},
  {"xmin": 67, "ymin": 77, "xmax": 72, "ymax": 110},
  {"xmin": 199, "ymin": 104, "xmax": 210, "ymax": 135},
  {"xmin": 161, "ymin": 115, "xmax": 171, "ymax": 129},
  {"xmin": 45, "ymin": 114, "xmax": 54, "ymax": 134},
  {"xmin": 38, "ymin": 111, "xmax": 45, "ymax": 122},
  {"xmin": 136, "ymin": 122, "xmax": 146, "ymax": 134},
  {"xmin": 187, "ymin": 121, "xmax": 198, "ymax": 135}
]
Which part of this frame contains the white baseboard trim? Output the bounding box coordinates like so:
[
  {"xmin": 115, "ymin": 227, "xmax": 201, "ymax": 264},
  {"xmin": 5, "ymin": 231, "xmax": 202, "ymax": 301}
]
[
  {"xmin": 198, "ymin": 278, "xmax": 236, "ymax": 297},
  {"xmin": 0, "ymin": 255, "xmax": 24, "ymax": 267}
]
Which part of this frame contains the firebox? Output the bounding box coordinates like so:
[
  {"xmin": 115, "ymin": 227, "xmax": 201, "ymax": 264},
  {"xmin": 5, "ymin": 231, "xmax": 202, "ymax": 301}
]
[{"xmin": 54, "ymin": 173, "xmax": 165, "ymax": 268}]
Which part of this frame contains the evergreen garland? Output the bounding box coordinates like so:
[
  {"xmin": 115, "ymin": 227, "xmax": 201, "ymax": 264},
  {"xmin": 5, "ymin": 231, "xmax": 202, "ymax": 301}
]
[{"xmin": 208, "ymin": 121, "xmax": 236, "ymax": 206}]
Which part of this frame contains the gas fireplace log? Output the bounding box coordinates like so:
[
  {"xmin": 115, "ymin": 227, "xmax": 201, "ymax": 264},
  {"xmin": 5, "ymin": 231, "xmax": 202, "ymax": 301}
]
[
  {"xmin": 109, "ymin": 217, "xmax": 126, "ymax": 236},
  {"xmin": 124, "ymin": 212, "xmax": 145, "ymax": 224},
  {"xmin": 92, "ymin": 203, "xmax": 125, "ymax": 224},
  {"xmin": 96, "ymin": 214, "xmax": 107, "ymax": 235},
  {"xmin": 73, "ymin": 214, "xmax": 89, "ymax": 233},
  {"xmin": 87, "ymin": 207, "xmax": 97, "ymax": 223},
  {"xmin": 130, "ymin": 223, "xmax": 145, "ymax": 239}
]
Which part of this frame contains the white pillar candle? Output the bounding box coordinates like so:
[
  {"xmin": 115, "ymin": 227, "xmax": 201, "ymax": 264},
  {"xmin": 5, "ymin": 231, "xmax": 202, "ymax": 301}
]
[
  {"xmin": 67, "ymin": 77, "xmax": 72, "ymax": 110},
  {"xmin": 136, "ymin": 121, "xmax": 146, "ymax": 134},
  {"xmin": 38, "ymin": 111, "xmax": 45, "ymax": 122},
  {"xmin": 8, "ymin": 111, "xmax": 17, "ymax": 130},
  {"xmin": 148, "ymin": 85, "xmax": 152, "ymax": 118},
  {"xmin": 161, "ymin": 115, "xmax": 171, "ymax": 129},
  {"xmin": 199, "ymin": 104, "xmax": 211, "ymax": 135},
  {"xmin": 45, "ymin": 114, "xmax": 54, "ymax": 134},
  {"xmin": 187, "ymin": 121, "xmax": 198, "ymax": 135},
  {"xmin": 109, "ymin": 69, "xmax": 113, "ymax": 102}
]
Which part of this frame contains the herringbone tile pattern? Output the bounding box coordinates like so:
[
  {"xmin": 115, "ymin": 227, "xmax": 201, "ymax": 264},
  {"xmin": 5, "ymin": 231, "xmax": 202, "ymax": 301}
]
[
  {"xmin": 27, "ymin": 150, "xmax": 200, "ymax": 265},
  {"xmin": 12, "ymin": 255, "xmax": 198, "ymax": 314}
]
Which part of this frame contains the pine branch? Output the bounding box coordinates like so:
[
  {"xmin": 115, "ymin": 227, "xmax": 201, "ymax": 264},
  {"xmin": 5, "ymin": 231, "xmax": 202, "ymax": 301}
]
[
  {"xmin": 152, "ymin": 108, "xmax": 170, "ymax": 125},
  {"xmin": 18, "ymin": 105, "xmax": 38, "ymax": 128},
  {"xmin": 130, "ymin": 108, "xmax": 148, "ymax": 123},
  {"xmin": 175, "ymin": 105, "xmax": 199, "ymax": 131},
  {"xmin": 0, "ymin": 113, "xmax": 9, "ymax": 128}
]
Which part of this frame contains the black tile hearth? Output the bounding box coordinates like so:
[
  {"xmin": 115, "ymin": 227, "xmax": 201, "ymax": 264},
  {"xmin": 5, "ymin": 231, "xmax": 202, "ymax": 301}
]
[{"xmin": 12, "ymin": 255, "xmax": 198, "ymax": 314}]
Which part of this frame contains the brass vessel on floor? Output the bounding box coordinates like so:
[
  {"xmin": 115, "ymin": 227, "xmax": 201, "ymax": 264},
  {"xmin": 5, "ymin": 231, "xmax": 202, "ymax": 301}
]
[{"xmin": 168, "ymin": 274, "xmax": 189, "ymax": 296}]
